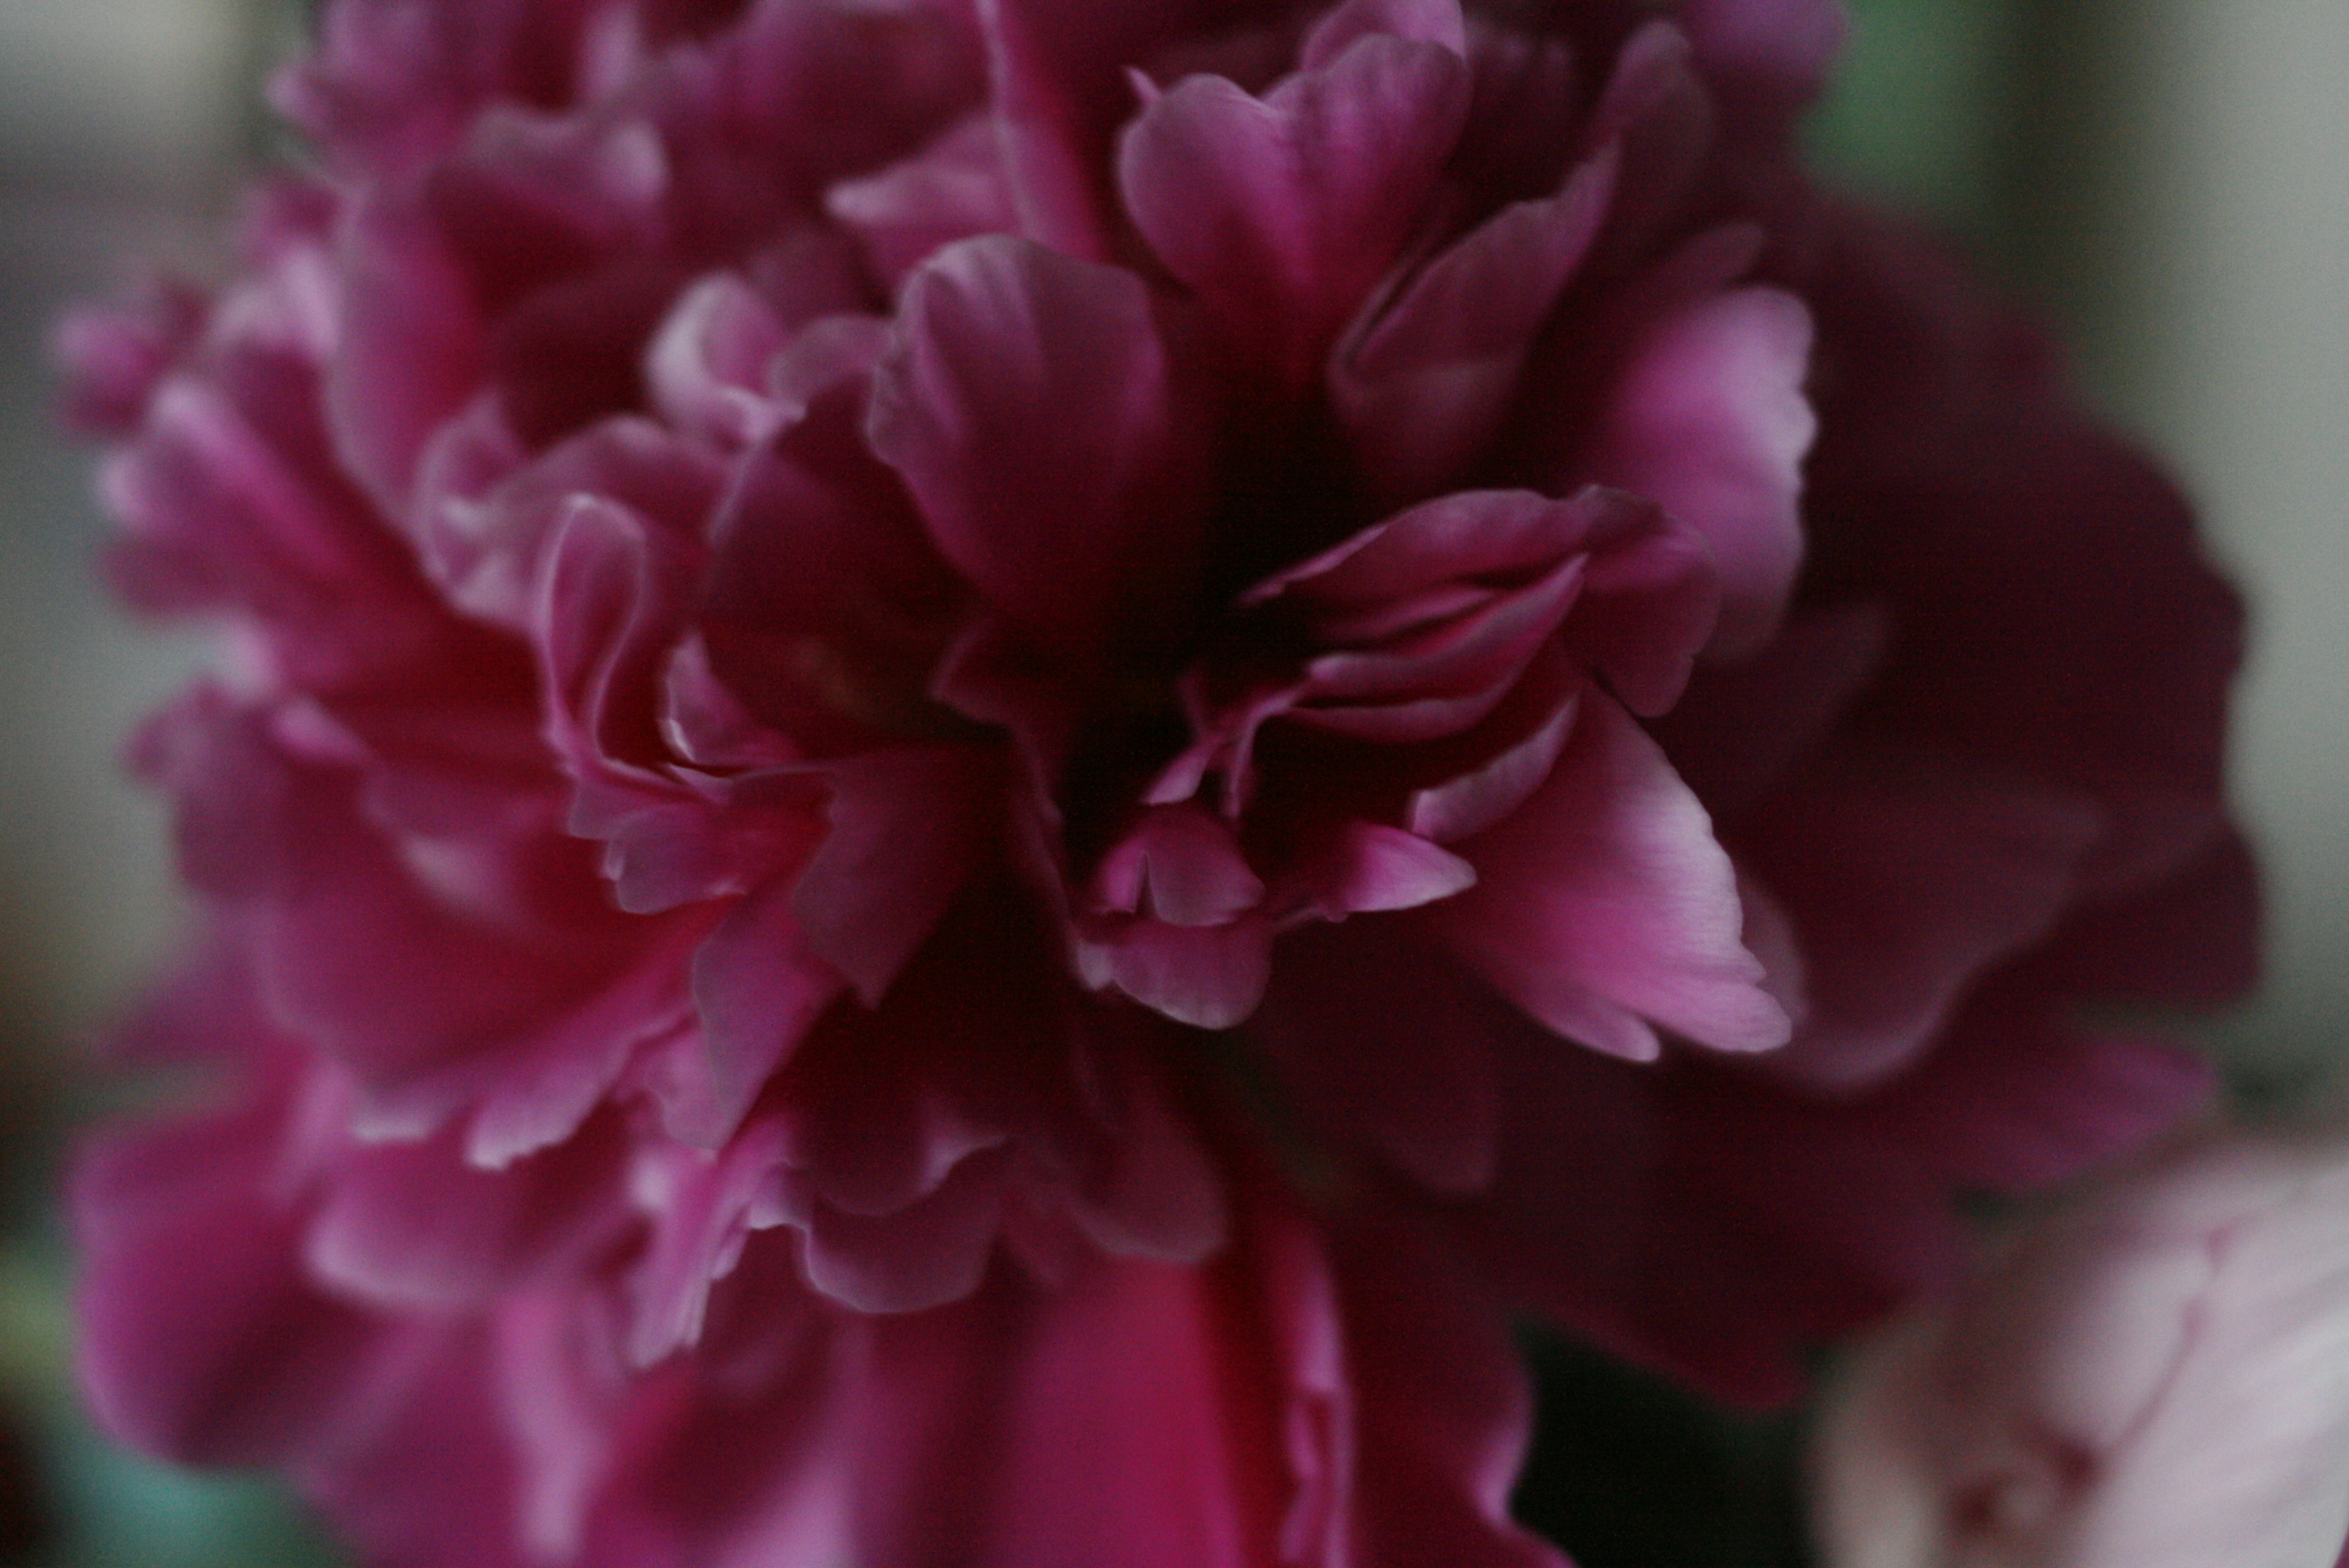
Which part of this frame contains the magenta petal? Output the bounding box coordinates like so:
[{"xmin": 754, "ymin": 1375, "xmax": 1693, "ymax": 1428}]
[
  {"xmin": 1438, "ymin": 688, "xmax": 1789, "ymax": 1057},
  {"xmin": 1655, "ymin": 601, "xmax": 1889, "ymax": 814},
  {"xmin": 1253, "ymin": 487, "xmax": 1593, "ymax": 608},
  {"xmin": 1093, "ymin": 803, "xmax": 1266, "ymax": 926},
  {"xmin": 1743, "ymin": 756, "xmax": 2104, "ymax": 1090},
  {"xmin": 644, "ymin": 273, "xmax": 789, "ymax": 449},
  {"xmin": 626, "ymin": 1118, "xmax": 790, "ymax": 1364},
  {"xmin": 533, "ymin": 493, "xmax": 703, "ymax": 832},
  {"xmin": 1252, "ymin": 924, "xmax": 1499, "ymax": 1193},
  {"xmin": 1340, "ymin": 1221, "xmax": 1565, "ymax": 1567},
  {"xmin": 971, "ymin": 0, "xmax": 1117, "ymax": 259},
  {"xmin": 685, "ymin": 876, "xmax": 844, "ymax": 1148},
  {"xmin": 1080, "ymin": 915, "xmax": 1277, "ymax": 1030},
  {"xmin": 1292, "ymin": 822, "xmax": 1477, "ymax": 919},
  {"xmin": 1872, "ymin": 1000, "xmax": 2217, "ymax": 1193},
  {"xmin": 796, "ymin": 1147, "xmax": 1012, "ymax": 1313},
  {"xmin": 661, "ymin": 635, "xmax": 800, "ymax": 772},
  {"xmin": 1680, "ymin": 0, "xmax": 1849, "ymax": 132},
  {"xmin": 1335, "ymin": 147, "xmax": 1616, "ymax": 500},
  {"xmin": 462, "ymin": 930, "xmax": 703, "ymax": 1169},
  {"xmin": 328, "ymin": 195, "xmax": 485, "ymax": 515},
  {"xmin": 870, "ymin": 236, "xmax": 1201, "ymax": 656},
  {"xmin": 306, "ymin": 1117, "xmax": 625, "ymax": 1312},
  {"xmin": 1118, "ymin": 32, "xmax": 1471, "ymax": 387},
  {"xmin": 828, "ymin": 115, "xmax": 1020, "ymax": 290},
  {"xmin": 74, "ymin": 1093, "xmax": 395, "ymax": 1468},
  {"xmin": 1561, "ymin": 491, "xmax": 1720, "ymax": 717},
  {"xmin": 856, "ymin": 1178, "xmax": 1331, "ymax": 1567},
  {"xmin": 1574, "ymin": 22, "xmax": 1715, "ymax": 270},
  {"xmin": 431, "ymin": 413, "xmax": 724, "ymax": 634},
  {"xmin": 1300, "ymin": 0, "xmax": 1468, "ymax": 69},
  {"xmin": 792, "ymin": 745, "xmax": 990, "ymax": 1005},
  {"xmin": 1061, "ymin": 1030, "xmax": 1228, "ymax": 1263},
  {"xmin": 1589, "ymin": 287, "xmax": 1817, "ymax": 657},
  {"xmin": 1293, "ymin": 558, "xmax": 1583, "ymax": 739},
  {"xmin": 1405, "ymin": 668, "xmax": 1581, "ymax": 844},
  {"xmin": 2033, "ymin": 829, "xmax": 2262, "ymax": 1008}
]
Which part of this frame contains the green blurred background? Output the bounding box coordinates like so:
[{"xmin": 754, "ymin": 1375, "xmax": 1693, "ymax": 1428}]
[{"xmin": 0, "ymin": 1, "xmax": 2342, "ymax": 1562}]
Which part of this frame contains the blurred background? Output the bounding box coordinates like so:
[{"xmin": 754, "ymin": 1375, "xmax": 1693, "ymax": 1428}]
[{"xmin": 0, "ymin": 1, "xmax": 2340, "ymax": 1563}]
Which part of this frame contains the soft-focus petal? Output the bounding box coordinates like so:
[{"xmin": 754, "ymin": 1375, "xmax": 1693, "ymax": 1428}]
[{"xmin": 1587, "ymin": 286, "xmax": 1816, "ymax": 657}]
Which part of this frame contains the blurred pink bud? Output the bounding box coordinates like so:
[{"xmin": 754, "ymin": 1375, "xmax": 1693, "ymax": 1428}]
[{"xmin": 1813, "ymin": 1133, "xmax": 2349, "ymax": 1568}]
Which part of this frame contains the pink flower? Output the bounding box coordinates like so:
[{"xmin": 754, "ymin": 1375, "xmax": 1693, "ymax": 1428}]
[
  {"xmin": 56, "ymin": 0, "xmax": 2254, "ymax": 1559},
  {"xmin": 1813, "ymin": 1133, "xmax": 2349, "ymax": 1568}
]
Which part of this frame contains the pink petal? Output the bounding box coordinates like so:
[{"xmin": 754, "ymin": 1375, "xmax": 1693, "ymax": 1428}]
[
  {"xmin": 1587, "ymin": 287, "xmax": 1816, "ymax": 658},
  {"xmin": 1872, "ymin": 997, "xmax": 2216, "ymax": 1193},
  {"xmin": 684, "ymin": 875, "xmax": 844, "ymax": 1147},
  {"xmin": 1059, "ymin": 1024, "xmax": 1228, "ymax": 1263},
  {"xmin": 1334, "ymin": 146, "xmax": 1616, "ymax": 501},
  {"xmin": 328, "ymin": 194, "xmax": 485, "ymax": 515},
  {"xmin": 970, "ymin": 0, "xmax": 1117, "ymax": 259},
  {"xmin": 1573, "ymin": 22, "xmax": 1715, "ymax": 272},
  {"xmin": 870, "ymin": 236, "xmax": 1204, "ymax": 657},
  {"xmin": 625, "ymin": 1117, "xmax": 790, "ymax": 1364},
  {"xmin": 1290, "ymin": 821, "xmax": 1478, "ymax": 920},
  {"xmin": 2030, "ymin": 829, "xmax": 2261, "ymax": 1008},
  {"xmin": 1679, "ymin": 0, "xmax": 1847, "ymax": 133},
  {"xmin": 1118, "ymin": 32, "xmax": 1471, "ymax": 388},
  {"xmin": 1093, "ymin": 803, "xmax": 1267, "ymax": 926},
  {"xmin": 1300, "ymin": 0, "xmax": 1468, "ymax": 69},
  {"xmin": 1251, "ymin": 923, "xmax": 1499, "ymax": 1193},
  {"xmin": 1252, "ymin": 487, "xmax": 1597, "ymax": 608},
  {"xmin": 1400, "ymin": 647, "xmax": 1583, "ymax": 844},
  {"xmin": 795, "ymin": 1147, "xmax": 1012, "ymax": 1313},
  {"xmin": 855, "ymin": 1177, "xmax": 1333, "ymax": 1566},
  {"xmin": 1436, "ymin": 688, "xmax": 1789, "ymax": 1058},
  {"xmin": 1741, "ymin": 754, "xmax": 2104, "ymax": 1091},
  {"xmin": 1653, "ymin": 600, "xmax": 1890, "ymax": 815},
  {"xmin": 763, "ymin": 312, "xmax": 894, "ymax": 416},
  {"xmin": 1338, "ymin": 1219, "xmax": 1566, "ymax": 1567},
  {"xmin": 1079, "ymin": 915, "xmax": 1277, "ymax": 1031},
  {"xmin": 702, "ymin": 382, "xmax": 960, "ymax": 750},
  {"xmin": 661, "ymin": 635, "xmax": 801, "ymax": 772},
  {"xmin": 533, "ymin": 493, "xmax": 705, "ymax": 841},
  {"xmin": 73, "ymin": 1090, "xmax": 399, "ymax": 1467},
  {"xmin": 434, "ymin": 414, "xmax": 724, "ymax": 633},
  {"xmin": 791, "ymin": 745, "xmax": 991, "ymax": 1005},
  {"xmin": 827, "ymin": 114, "xmax": 1020, "ymax": 290},
  {"xmin": 644, "ymin": 273, "xmax": 790, "ymax": 448},
  {"xmin": 305, "ymin": 1115, "xmax": 628, "ymax": 1312}
]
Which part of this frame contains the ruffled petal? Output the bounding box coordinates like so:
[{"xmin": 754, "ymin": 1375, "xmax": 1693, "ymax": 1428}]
[
  {"xmin": 1334, "ymin": 146, "xmax": 1616, "ymax": 501},
  {"xmin": 1119, "ymin": 26, "xmax": 1471, "ymax": 386},
  {"xmin": 871, "ymin": 236, "xmax": 1206, "ymax": 659},
  {"xmin": 1437, "ymin": 689, "xmax": 1788, "ymax": 1059}
]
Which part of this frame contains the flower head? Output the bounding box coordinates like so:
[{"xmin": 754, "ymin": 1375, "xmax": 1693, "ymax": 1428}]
[{"xmin": 58, "ymin": 0, "xmax": 2254, "ymax": 1559}]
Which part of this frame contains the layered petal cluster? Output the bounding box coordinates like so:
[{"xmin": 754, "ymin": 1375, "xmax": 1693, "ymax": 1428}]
[{"xmin": 59, "ymin": 0, "xmax": 2252, "ymax": 1560}]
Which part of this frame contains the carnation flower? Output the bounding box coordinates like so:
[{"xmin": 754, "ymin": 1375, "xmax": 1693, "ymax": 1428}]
[
  {"xmin": 1813, "ymin": 1134, "xmax": 2349, "ymax": 1568},
  {"xmin": 59, "ymin": 0, "xmax": 2253, "ymax": 1560}
]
